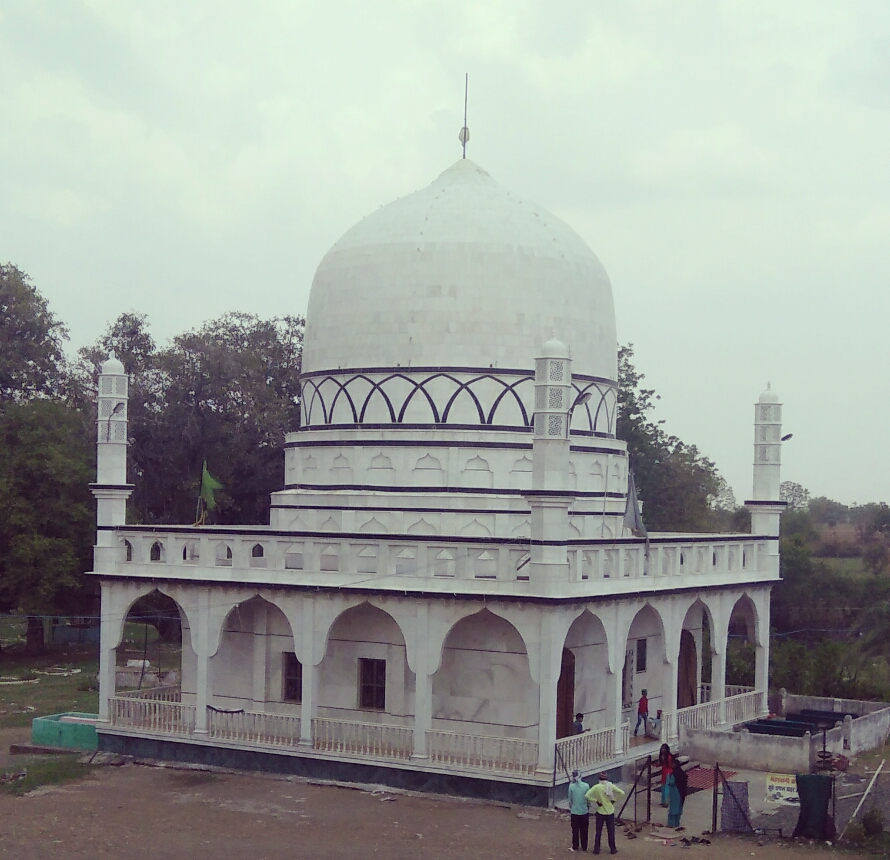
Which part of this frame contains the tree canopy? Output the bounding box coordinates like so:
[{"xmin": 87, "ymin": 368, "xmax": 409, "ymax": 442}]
[
  {"xmin": 76, "ymin": 311, "xmax": 304, "ymax": 525},
  {"xmin": 0, "ymin": 264, "xmax": 68, "ymax": 402},
  {"xmin": 616, "ymin": 345, "xmax": 733, "ymax": 532}
]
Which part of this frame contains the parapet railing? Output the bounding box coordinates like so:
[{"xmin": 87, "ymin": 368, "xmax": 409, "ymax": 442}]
[{"xmin": 105, "ymin": 527, "xmax": 771, "ymax": 587}]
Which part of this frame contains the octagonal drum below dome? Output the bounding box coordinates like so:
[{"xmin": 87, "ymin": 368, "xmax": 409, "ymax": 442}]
[{"xmin": 302, "ymin": 159, "xmax": 617, "ymax": 382}]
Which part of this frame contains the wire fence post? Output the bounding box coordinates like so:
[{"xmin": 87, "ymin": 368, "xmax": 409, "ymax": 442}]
[
  {"xmin": 646, "ymin": 755, "xmax": 652, "ymax": 823},
  {"xmin": 712, "ymin": 762, "xmax": 719, "ymax": 834}
]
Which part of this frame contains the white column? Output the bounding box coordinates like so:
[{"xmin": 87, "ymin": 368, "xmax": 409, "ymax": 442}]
[
  {"xmin": 612, "ymin": 669, "xmax": 625, "ymax": 754},
  {"xmin": 193, "ymin": 593, "xmax": 211, "ymax": 734},
  {"xmin": 97, "ymin": 584, "xmax": 118, "ymax": 722},
  {"xmin": 536, "ymin": 612, "xmax": 563, "ymax": 773},
  {"xmin": 663, "ymin": 659, "xmax": 679, "ymax": 740},
  {"xmin": 713, "ymin": 648, "xmax": 727, "ymax": 725},
  {"xmin": 251, "ymin": 602, "xmax": 268, "ymax": 709},
  {"xmin": 412, "ymin": 604, "xmax": 433, "ymax": 758},
  {"xmin": 300, "ymin": 598, "xmax": 317, "ymax": 746},
  {"xmin": 755, "ymin": 644, "xmax": 769, "ymax": 715}
]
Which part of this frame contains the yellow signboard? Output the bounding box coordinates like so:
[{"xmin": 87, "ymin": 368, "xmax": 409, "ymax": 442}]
[{"xmin": 765, "ymin": 772, "xmax": 799, "ymax": 805}]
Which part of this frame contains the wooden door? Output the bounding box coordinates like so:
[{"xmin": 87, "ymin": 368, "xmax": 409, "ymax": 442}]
[
  {"xmin": 677, "ymin": 629, "xmax": 698, "ymax": 708},
  {"xmin": 556, "ymin": 648, "xmax": 576, "ymax": 739}
]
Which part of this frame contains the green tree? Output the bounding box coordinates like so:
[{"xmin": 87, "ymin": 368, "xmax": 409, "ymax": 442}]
[
  {"xmin": 616, "ymin": 345, "xmax": 727, "ymax": 532},
  {"xmin": 0, "ymin": 400, "xmax": 95, "ymax": 653},
  {"xmin": 0, "ymin": 264, "xmax": 68, "ymax": 402},
  {"xmin": 780, "ymin": 481, "xmax": 811, "ymax": 510},
  {"xmin": 78, "ymin": 311, "xmax": 304, "ymax": 525}
]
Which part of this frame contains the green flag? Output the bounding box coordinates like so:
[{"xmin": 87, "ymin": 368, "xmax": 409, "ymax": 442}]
[{"xmin": 200, "ymin": 460, "xmax": 223, "ymax": 510}]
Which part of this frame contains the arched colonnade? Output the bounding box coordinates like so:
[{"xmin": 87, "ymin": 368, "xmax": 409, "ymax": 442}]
[{"xmin": 99, "ymin": 581, "xmax": 771, "ymax": 770}]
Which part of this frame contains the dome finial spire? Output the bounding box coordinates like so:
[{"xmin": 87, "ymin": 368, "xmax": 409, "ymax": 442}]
[{"xmin": 458, "ymin": 73, "xmax": 470, "ymax": 158}]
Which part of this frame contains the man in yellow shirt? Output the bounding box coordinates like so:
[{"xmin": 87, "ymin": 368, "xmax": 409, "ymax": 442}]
[{"xmin": 585, "ymin": 771, "xmax": 626, "ymax": 855}]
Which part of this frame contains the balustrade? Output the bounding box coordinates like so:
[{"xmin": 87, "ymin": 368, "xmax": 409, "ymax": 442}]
[
  {"xmin": 426, "ymin": 730, "xmax": 538, "ymax": 775},
  {"xmin": 109, "ymin": 695, "xmax": 195, "ymax": 735},
  {"xmin": 554, "ymin": 725, "xmax": 616, "ymax": 773},
  {"xmin": 311, "ymin": 717, "xmax": 413, "ymax": 760},
  {"xmin": 208, "ymin": 709, "xmax": 300, "ymax": 747}
]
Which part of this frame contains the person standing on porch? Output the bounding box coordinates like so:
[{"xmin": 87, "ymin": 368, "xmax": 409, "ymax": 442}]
[
  {"xmin": 568, "ymin": 770, "xmax": 591, "ymax": 852},
  {"xmin": 586, "ymin": 771, "xmax": 626, "ymax": 855},
  {"xmin": 572, "ymin": 713, "xmax": 586, "ymax": 734},
  {"xmin": 633, "ymin": 689, "xmax": 648, "ymax": 736}
]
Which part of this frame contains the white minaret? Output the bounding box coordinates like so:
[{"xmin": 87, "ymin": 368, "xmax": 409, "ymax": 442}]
[
  {"xmin": 745, "ymin": 384, "xmax": 785, "ymax": 541},
  {"xmin": 90, "ymin": 358, "xmax": 133, "ymax": 571},
  {"xmin": 525, "ymin": 336, "xmax": 574, "ymax": 588}
]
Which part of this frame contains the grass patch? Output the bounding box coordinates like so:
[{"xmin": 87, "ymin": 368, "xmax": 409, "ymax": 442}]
[
  {"xmin": 818, "ymin": 557, "xmax": 869, "ymax": 578},
  {"xmin": 1, "ymin": 755, "xmax": 93, "ymax": 796},
  {"xmin": 0, "ymin": 655, "xmax": 100, "ymax": 729}
]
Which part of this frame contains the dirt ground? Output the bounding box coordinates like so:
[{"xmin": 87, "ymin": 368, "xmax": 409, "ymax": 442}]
[{"xmin": 0, "ymin": 729, "xmax": 876, "ymax": 860}]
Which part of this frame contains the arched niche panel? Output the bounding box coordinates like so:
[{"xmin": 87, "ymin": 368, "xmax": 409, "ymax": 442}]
[
  {"xmin": 317, "ymin": 602, "xmax": 413, "ymax": 718},
  {"xmin": 432, "ymin": 608, "xmax": 535, "ymax": 734},
  {"xmin": 211, "ymin": 596, "xmax": 297, "ymax": 708}
]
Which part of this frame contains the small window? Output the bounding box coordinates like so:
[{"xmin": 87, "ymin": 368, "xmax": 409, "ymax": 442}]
[
  {"xmin": 123, "ymin": 540, "xmax": 133, "ymax": 562},
  {"xmin": 250, "ymin": 543, "xmax": 267, "ymax": 568},
  {"xmin": 636, "ymin": 639, "xmax": 647, "ymax": 673},
  {"xmin": 283, "ymin": 653, "xmax": 302, "ymax": 702},
  {"xmin": 215, "ymin": 544, "xmax": 233, "ymax": 567},
  {"xmin": 359, "ymin": 658, "xmax": 386, "ymax": 710},
  {"xmin": 150, "ymin": 541, "xmax": 165, "ymax": 563}
]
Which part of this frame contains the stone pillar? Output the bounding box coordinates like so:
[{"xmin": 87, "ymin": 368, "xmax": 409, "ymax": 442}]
[
  {"xmin": 713, "ymin": 648, "xmax": 727, "ymax": 724},
  {"xmin": 251, "ymin": 602, "xmax": 268, "ymax": 709},
  {"xmin": 663, "ymin": 659, "xmax": 679, "ymax": 740},
  {"xmin": 300, "ymin": 598, "xmax": 317, "ymax": 746},
  {"xmin": 612, "ymin": 669, "xmax": 625, "ymax": 755},
  {"xmin": 412, "ymin": 604, "xmax": 433, "ymax": 758},
  {"xmin": 193, "ymin": 593, "xmax": 212, "ymax": 735},
  {"xmin": 755, "ymin": 644, "xmax": 769, "ymax": 714},
  {"xmin": 536, "ymin": 612, "xmax": 563, "ymax": 773},
  {"xmin": 97, "ymin": 583, "xmax": 118, "ymax": 722}
]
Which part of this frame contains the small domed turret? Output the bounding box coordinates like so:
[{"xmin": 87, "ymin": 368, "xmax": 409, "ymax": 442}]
[
  {"xmin": 759, "ymin": 383, "xmax": 779, "ymax": 404},
  {"xmin": 101, "ymin": 357, "xmax": 126, "ymax": 375}
]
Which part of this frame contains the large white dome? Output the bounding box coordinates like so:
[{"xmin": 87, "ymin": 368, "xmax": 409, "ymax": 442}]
[{"xmin": 302, "ymin": 159, "xmax": 617, "ymax": 382}]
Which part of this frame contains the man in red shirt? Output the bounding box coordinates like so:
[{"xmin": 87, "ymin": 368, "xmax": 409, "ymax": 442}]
[{"xmin": 633, "ymin": 689, "xmax": 648, "ymax": 736}]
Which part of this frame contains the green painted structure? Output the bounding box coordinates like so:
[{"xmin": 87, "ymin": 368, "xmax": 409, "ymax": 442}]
[{"xmin": 32, "ymin": 713, "xmax": 99, "ymax": 751}]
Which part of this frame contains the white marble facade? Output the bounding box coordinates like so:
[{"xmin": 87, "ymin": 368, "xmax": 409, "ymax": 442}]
[{"xmin": 91, "ymin": 159, "xmax": 783, "ymax": 789}]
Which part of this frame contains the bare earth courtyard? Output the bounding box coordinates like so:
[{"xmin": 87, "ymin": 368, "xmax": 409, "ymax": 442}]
[{"xmin": 0, "ymin": 730, "xmax": 876, "ymax": 860}]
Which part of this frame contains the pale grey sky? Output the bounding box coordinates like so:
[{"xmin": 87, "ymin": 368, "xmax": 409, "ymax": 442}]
[{"xmin": 2, "ymin": 1, "xmax": 888, "ymax": 506}]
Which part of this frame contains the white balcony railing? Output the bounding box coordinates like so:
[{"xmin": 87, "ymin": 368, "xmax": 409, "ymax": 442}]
[
  {"xmin": 109, "ymin": 695, "xmax": 195, "ymax": 735},
  {"xmin": 725, "ymin": 690, "xmax": 763, "ymax": 725},
  {"xmin": 700, "ymin": 683, "xmax": 754, "ymax": 703},
  {"xmin": 426, "ymin": 730, "xmax": 538, "ymax": 775},
  {"xmin": 675, "ymin": 700, "xmax": 721, "ymax": 732},
  {"xmin": 555, "ymin": 725, "xmax": 617, "ymax": 774},
  {"xmin": 207, "ymin": 709, "xmax": 300, "ymax": 748},
  {"xmin": 116, "ymin": 685, "xmax": 182, "ymax": 702},
  {"xmin": 311, "ymin": 717, "xmax": 413, "ymax": 761}
]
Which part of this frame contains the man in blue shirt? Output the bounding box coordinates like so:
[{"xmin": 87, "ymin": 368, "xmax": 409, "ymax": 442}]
[{"xmin": 568, "ymin": 769, "xmax": 591, "ymax": 851}]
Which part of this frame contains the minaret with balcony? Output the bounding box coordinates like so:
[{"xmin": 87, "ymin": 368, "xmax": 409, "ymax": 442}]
[
  {"xmin": 90, "ymin": 358, "xmax": 133, "ymax": 572},
  {"xmin": 525, "ymin": 337, "xmax": 574, "ymax": 589},
  {"xmin": 745, "ymin": 384, "xmax": 786, "ymax": 572}
]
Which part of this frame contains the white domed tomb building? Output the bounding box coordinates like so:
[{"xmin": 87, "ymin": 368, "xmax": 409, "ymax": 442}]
[{"xmin": 92, "ymin": 159, "xmax": 784, "ymax": 805}]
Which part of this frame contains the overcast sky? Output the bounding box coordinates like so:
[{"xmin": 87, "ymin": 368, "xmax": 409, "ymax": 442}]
[{"xmin": 2, "ymin": 1, "xmax": 888, "ymax": 506}]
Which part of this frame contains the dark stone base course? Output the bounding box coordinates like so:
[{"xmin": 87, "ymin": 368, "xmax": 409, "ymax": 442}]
[{"xmin": 99, "ymin": 733, "xmax": 553, "ymax": 807}]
